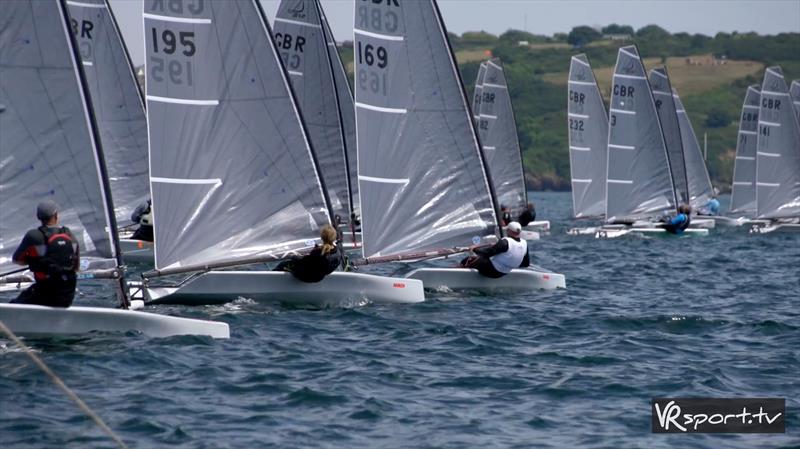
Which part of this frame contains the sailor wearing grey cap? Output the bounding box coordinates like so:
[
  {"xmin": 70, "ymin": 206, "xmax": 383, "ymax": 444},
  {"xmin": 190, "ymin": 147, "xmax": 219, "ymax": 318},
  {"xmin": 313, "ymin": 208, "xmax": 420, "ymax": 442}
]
[
  {"xmin": 10, "ymin": 200, "xmax": 80, "ymax": 307},
  {"xmin": 459, "ymin": 221, "xmax": 530, "ymax": 278}
]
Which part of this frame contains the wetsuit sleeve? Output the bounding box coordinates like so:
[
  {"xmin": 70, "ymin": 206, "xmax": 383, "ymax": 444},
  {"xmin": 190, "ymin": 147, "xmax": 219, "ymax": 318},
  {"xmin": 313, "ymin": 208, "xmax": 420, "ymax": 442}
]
[
  {"xmin": 12, "ymin": 230, "xmax": 44, "ymax": 265},
  {"xmin": 66, "ymin": 228, "xmax": 80, "ymax": 271},
  {"xmin": 475, "ymin": 239, "xmax": 508, "ymax": 258},
  {"xmin": 131, "ymin": 202, "xmax": 146, "ymax": 223}
]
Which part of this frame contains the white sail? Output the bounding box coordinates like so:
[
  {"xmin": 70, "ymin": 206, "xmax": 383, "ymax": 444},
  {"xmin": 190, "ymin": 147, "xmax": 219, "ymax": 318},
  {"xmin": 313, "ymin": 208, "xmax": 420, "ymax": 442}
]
[{"xmin": 730, "ymin": 85, "xmax": 761, "ymax": 215}]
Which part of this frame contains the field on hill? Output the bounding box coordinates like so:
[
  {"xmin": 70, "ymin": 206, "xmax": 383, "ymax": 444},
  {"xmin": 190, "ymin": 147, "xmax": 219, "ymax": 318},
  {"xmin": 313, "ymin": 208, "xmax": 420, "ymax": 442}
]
[{"xmin": 541, "ymin": 54, "xmax": 764, "ymax": 97}]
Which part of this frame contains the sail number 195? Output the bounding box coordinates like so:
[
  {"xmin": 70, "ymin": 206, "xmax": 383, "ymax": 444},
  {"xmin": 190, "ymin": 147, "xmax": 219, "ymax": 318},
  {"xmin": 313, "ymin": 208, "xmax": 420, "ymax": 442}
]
[{"xmin": 150, "ymin": 27, "xmax": 195, "ymax": 86}]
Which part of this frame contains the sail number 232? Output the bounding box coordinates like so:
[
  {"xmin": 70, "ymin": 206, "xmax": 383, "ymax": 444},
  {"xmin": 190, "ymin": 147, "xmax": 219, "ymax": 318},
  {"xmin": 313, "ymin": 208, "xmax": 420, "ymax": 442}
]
[{"xmin": 150, "ymin": 28, "xmax": 196, "ymax": 85}]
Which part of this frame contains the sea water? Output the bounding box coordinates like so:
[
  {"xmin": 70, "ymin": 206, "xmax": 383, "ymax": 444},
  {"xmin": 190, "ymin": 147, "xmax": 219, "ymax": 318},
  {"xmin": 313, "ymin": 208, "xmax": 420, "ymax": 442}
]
[{"xmin": 1, "ymin": 192, "xmax": 798, "ymax": 449}]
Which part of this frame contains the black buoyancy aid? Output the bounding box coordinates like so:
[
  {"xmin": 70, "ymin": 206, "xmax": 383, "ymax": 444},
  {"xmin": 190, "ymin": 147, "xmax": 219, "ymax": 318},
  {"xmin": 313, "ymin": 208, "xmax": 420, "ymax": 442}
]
[{"xmin": 33, "ymin": 226, "xmax": 76, "ymax": 278}]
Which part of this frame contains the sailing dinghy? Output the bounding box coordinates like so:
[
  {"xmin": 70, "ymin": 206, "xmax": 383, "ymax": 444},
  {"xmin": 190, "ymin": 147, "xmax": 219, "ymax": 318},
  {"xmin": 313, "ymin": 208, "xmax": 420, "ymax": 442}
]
[
  {"xmin": 750, "ymin": 67, "xmax": 800, "ymax": 234},
  {"xmin": 598, "ymin": 46, "xmax": 707, "ymax": 238},
  {"xmin": 65, "ymin": 0, "xmax": 154, "ymax": 263},
  {"xmin": 0, "ymin": 0, "xmax": 228, "ymax": 338},
  {"xmin": 129, "ymin": 0, "xmax": 422, "ymax": 307},
  {"xmin": 352, "ymin": 0, "xmax": 564, "ymax": 291},
  {"xmin": 475, "ymin": 58, "xmax": 549, "ymax": 233},
  {"xmin": 565, "ymin": 54, "xmax": 609, "ymax": 236}
]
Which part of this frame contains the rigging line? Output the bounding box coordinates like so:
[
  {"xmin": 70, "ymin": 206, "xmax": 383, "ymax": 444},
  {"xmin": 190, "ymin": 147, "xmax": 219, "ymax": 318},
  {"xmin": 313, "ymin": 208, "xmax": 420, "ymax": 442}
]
[{"xmin": 0, "ymin": 320, "xmax": 130, "ymax": 449}]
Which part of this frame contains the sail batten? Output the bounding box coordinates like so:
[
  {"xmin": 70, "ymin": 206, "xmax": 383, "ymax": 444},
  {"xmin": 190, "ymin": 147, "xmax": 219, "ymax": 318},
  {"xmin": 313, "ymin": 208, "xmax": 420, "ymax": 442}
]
[
  {"xmin": 354, "ymin": 0, "xmax": 498, "ymax": 259},
  {"xmin": 605, "ymin": 46, "xmax": 675, "ymax": 222},
  {"xmin": 755, "ymin": 67, "xmax": 800, "ymax": 219},
  {"xmin": 144, "ymin": 0, "xmax": 331, "ymax": 271}
]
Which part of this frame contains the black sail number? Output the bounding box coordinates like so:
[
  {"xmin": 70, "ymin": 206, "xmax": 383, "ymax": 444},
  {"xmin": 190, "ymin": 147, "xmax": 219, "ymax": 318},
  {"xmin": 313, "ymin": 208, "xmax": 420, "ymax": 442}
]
[
  {"xmin": 569, "ymin": 118, "xmax": 584, "ymax": 131},
  {"xmin": 150, "ymin": 27, "xmax": 195, "ymax": 86},
  {"xmin": 357, "ymin": 41, "xmax": 389, "ymax": 96}
]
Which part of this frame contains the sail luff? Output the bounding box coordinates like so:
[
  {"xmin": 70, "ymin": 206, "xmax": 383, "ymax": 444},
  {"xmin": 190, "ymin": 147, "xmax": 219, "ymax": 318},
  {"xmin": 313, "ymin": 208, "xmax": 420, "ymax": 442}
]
[
  {"xmin": 568, "ymin": 53, "xmax": 608, "ymax": 219},
  {"xmin": 58, "ymin": 0, "xmax": 127, "ymax": 304},
  {"xmin": 730, "ymin": 85, "xmax": 760, "ymax": 215},
  {"xmin": 790, "ymin": 80, "xmax": 800, "ymax": 124}
]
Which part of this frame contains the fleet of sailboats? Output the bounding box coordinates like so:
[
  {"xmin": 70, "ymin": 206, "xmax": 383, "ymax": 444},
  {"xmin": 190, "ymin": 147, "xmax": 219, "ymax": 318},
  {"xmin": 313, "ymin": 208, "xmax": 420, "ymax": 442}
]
[{"xmin": 2, "ymin": 0, "xmax": 796, "ymax": 338}]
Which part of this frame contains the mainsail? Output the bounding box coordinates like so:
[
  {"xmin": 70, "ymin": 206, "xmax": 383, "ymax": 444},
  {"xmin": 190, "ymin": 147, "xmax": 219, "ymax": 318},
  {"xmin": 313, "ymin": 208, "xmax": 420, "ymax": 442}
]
[
  {"xmin": 319, "ymin": 3, "xmax": 358, "ymax": 219},
  {"xmin": 605, "ymin": 46, "xmax": 675, "ymax": 222},
  {"xmin": 568, "ymin": 54, "xmax": 608, "ymax": 218},
  {"xmin": 476, "ymin": 58, "xmax": 527, "ymax": 215},
  {"xmin": 755, "ymin": 67, "xmax": 800, "ymax": 219},
  {"xmin": 143, "ymin": 0, "xmax": 332, "ymax": 271},
  {"xmin": 66, "ymin": 0, "xmax": 149, "ymax": 226},
  {"xmin": 0, "ymin": 0, "xmax": 119, "ymax": 274},
  {"xmin": 672, "ymin": 88, "xmax": 714, "ymax": 209},
  {"xmin": 730, "ymin": 85, "xmax": 761, "ymax": 215},
  {"xmin": 354, "ymin": 0, "xmax": 499, "ymax": 258},
  {"xmin": 649, "ymin": 67, "xmax": 689, "ymax": 205},
  {"xmin": 790, "ymin": 80, "xmax": 800, "ymax": 124},
  {"xmin": 273, "ymin": 0, "xmax": 352, "ymax": 222}
]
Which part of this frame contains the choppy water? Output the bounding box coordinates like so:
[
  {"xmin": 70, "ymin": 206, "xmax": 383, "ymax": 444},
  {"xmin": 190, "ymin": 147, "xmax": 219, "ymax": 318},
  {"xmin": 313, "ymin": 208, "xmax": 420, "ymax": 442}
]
[{"xmin": 1, "ymin": 192, "xmax": 798, "ymax": 449}]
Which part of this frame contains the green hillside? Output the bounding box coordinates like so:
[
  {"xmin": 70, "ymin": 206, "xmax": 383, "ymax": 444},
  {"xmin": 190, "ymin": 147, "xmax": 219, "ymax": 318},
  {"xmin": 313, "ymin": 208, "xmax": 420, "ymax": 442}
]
[{"xmin": 339, "ymin": 26, "xmax": 800, "ymax": 192}]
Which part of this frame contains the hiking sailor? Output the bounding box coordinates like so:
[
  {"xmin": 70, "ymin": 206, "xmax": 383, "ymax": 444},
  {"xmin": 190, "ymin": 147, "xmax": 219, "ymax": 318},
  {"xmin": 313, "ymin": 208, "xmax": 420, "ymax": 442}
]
[
  {"xmin": 662, "ymin": 204, "xmax": 692, "ymax": 235},
  {"xmin": 518, "ymin": 202, "xmax": 536, "ymax": 226},
  {"xmin": 274, "ymin": 224, "xmax": 342, "ymax": 282},
  {"xmin": 10, "ymin": 200, "xmax": 80, "ymax": 307},
  {"xmin": 699, "ymin": 197, "xmax": 720, "ymax": 216},
  {"xmin": 460, "ymin": 221, "xmax": 530, "ymax": 278},
  {"xmin": 130, "ymin": 198, "xmax": 154, "ymax": 242}
]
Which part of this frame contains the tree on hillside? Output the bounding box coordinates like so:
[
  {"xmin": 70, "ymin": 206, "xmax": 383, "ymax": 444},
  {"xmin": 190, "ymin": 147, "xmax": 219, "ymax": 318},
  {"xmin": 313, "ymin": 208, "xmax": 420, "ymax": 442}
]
[
  {"xmin": 499, "ymin": 29, "xmax": 550, "ymax": 43},
  {"xmin": 636, "ymin": 24, "xmax": 670, "ymax": 40},
  {"xmin": 705, "ymin": 107, "xmax": 733, "ymax": 128},
  {"xmin": 567, "ymin": 26, "xmax": 601, "ymax": 47},
  {"xmin": 601, "ymin": 24, "xmax": 634, "ymax": 35},
  {"xmin": 460, "ymin": 31, "xmax": 498, "ymax": 46}
]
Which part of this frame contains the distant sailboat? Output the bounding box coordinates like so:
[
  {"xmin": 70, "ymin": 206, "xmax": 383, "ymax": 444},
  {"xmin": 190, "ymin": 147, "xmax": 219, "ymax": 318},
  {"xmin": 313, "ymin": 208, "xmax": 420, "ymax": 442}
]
[
  {"xmin": 353, "ymin": 0, "xmax": 564, "ymax": 291},
  {"xmin": 672, "ymin": 88, "xmax": 715, "ymax": 211},
  {"xmin": 133, "ymin": 0, "xmax": 422, "ymax": 306},
  {"xmin": 567, "ymin": 54, "xmax": 608, "ymax": 220},
  {"xmin": 0, "ymin": 0, "xmax": 228, "ymax": 338},
  {"xmin": 730, "ymin": 85, "xmax": 761, "ymax": 216},
  {"xmin": 751, "ymin": 67, "xmax": 800, "ymax": 234},
  {"xmin": 475, "ymin": 58, "xmax": 549, "ymax": 234},
  {"xmin": 65, "ymin": 0, "xmax": 154, "ymax": 262},
  {"xmin": 597, "ymin": 46, "xmax": 707, "ymax": 238}
]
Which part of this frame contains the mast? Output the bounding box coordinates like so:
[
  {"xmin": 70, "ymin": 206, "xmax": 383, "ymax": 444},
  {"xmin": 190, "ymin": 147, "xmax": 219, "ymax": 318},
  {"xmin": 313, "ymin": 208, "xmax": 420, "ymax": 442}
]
[{"xmin": 58, "ymin": 0, "xmax": 129, "ymax": 307}]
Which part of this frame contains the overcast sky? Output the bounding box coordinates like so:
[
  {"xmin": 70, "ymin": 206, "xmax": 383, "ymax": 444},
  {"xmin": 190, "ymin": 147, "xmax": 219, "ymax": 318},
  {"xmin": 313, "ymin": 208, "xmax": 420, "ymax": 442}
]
[{"xmin": 109, "ymin": 0, "xmax": 800, "ymax": 66}]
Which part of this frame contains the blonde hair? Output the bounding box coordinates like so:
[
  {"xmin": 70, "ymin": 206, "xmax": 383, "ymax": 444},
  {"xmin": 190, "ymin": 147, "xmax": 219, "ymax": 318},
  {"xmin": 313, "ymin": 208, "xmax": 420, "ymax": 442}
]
[{"xmin": 320, "ymin": 224, "xmax": 338, "ymax": 255}]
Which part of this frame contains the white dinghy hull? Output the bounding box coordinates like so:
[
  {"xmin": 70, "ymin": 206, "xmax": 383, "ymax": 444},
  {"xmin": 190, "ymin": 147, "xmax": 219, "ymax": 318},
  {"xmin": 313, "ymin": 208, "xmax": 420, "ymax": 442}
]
[
  {"xmin": 596, "ymin": 227, "xmax": 709, "ymax": 239},
  {"xmin": 404, "ymin": 267, "xmax": 565, "ymax": 293},
  {"xmin": 0, "ymin": 303, "xmax": 229, "ymax": 339},
  {"xmin": 120, "ymin": 238, "xmax": 154, "ymax": 264},
  {"xmin": 134, "ymin": 271, "xmax": 425, "ymax": 307},
  {"xmin": 750, "ymin": 223, "xmax": 800, "ymax": 234},
  {"xmin": 524, "ymin": 221, "xmax": 550, "ymax": 232}
]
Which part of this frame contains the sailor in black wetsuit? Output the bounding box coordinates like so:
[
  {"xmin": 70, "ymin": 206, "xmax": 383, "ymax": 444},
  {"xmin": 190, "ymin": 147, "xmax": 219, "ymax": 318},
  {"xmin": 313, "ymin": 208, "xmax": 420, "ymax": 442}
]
[
  {"xmin": 11, "ymin": 200, "xmax": 80, "ymax": 307},
  {"xmin": 274, "ymin": 224, "xmax": 341, "ymax": 282},
  {"xmin": 662, "ymin": 204, "xmax": 692, "ymax": 235},
  {"xmin": 517, "ymin": 202, "xmax": 536, "ymax": 226},
  {"xmin": 130, "ymin": 198, "xmax": 153, "ymax": 242},
  {"xmin": 460, "ymin": 222, "xmax": 530, "ymax": 278}
]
